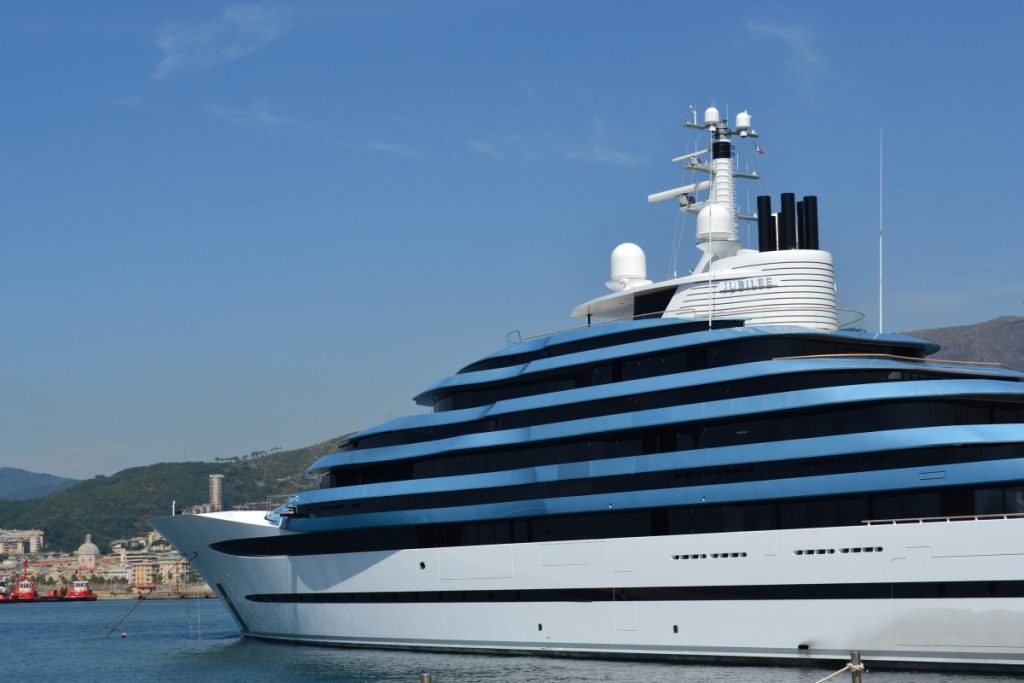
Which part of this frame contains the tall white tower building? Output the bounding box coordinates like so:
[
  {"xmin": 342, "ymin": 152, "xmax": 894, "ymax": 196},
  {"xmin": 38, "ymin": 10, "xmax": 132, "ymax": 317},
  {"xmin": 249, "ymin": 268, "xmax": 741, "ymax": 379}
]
[{"xmin": 209, "ymin": 474, "xmax": 224, "ymax": 512}]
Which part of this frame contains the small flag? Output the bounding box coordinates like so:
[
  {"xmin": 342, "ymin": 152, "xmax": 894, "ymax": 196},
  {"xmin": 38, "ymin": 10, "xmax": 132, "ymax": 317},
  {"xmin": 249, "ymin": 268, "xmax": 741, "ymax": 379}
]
[{"xmin": 754, "ymin": 145, "xmax": 765, "ymax": 154}]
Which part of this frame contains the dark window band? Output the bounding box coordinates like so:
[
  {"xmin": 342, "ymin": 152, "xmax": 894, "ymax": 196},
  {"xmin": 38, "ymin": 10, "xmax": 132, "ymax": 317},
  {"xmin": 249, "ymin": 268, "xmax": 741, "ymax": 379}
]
[
  {"xmin": 437, "ymin": 335, "xmax": 926, "ymax": 412},
  {"xmin": 246, "ymin": 580, "xmax": 1024, "ymax": 604},
  {"xmin": 308, "ymin": 443, "xmax": 1024, "ymax": 519},
  {"xmin": 458, "ymin": 319, "xmax": 745, "ymax": 374},
  {"xmin": 329, "ymin": 397, "xmax": 1024, "ymax": 487},
  {"xmin": 213, "ymin": 482, "xmax": 1024, "ymax": 557},
  {"xmin": 355, "ymin": 368, "xmax": 964, "ymax": 452}
]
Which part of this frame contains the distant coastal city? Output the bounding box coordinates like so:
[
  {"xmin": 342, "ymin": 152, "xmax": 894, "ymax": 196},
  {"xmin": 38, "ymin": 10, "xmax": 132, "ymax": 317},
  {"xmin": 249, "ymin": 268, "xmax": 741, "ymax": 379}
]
[{"xmin": 0, "ymin": 474, "xmax": 235, "ymax": 599}]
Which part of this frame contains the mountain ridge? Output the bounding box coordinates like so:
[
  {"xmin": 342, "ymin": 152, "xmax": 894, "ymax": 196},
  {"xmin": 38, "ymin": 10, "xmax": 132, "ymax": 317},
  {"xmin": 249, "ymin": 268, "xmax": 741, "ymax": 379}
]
[
  {"xmin": 0, "ymin": 467, "xmax": 79, "ymax": 501},
  {"xmin": 909, "ymin": 316, "xmax": 1024, "ymax": 371}
]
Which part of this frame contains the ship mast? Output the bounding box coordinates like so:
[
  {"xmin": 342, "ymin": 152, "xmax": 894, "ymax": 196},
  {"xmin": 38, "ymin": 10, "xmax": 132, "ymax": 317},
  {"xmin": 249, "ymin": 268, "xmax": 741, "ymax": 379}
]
[{"xmin": 649, "ymin": 105, "xmax": 760, "ymax": 274}]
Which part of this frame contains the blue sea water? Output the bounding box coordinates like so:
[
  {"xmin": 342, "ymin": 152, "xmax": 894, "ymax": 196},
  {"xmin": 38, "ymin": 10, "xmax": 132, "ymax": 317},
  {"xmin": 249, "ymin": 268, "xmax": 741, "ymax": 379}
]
[{"xmin": 0, "ymin": 599, "xmax": 1011, "ymax": 683}]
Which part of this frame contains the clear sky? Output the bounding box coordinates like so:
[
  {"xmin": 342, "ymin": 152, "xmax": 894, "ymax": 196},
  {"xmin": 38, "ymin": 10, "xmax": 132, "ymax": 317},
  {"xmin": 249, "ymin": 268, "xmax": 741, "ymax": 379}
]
[{"xmin": 2, "ymin": 1, "xmax": 1022, "ymax": 478}]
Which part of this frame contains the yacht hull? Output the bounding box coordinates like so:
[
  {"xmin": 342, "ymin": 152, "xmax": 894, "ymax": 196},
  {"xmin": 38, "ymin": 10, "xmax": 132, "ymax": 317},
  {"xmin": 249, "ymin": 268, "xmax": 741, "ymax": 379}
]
[{"xmin": 151, "ymin": 511, "xmax": 1024, "ymax": 671}]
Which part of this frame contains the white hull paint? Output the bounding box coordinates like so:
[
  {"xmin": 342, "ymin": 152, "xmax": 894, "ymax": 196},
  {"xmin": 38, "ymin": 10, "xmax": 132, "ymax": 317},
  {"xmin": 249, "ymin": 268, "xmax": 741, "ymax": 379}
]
[{"xmin": 151, "ymin": 511, "xmax": 1024, "ymax": 670}]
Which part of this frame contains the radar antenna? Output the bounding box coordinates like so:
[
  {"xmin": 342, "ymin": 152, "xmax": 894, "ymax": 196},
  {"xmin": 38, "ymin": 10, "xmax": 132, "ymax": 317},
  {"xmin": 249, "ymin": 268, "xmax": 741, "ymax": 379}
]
[{"xmin": 648, "ymin": 106, "xmax": 761, "ymax": 274}]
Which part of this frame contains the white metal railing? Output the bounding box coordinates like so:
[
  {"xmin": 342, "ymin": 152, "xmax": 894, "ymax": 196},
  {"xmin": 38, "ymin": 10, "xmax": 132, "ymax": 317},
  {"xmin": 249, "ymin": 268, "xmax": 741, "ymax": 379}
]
[
  {"xmin": 264, "ymin": 494, "xmax": 294, "ymax": 514},
  {"xmin": 836, "ymin": 307, "xmax": 865, "ymax": 329},
  {"xmin": 508, "ymin": 307, "xmax": 703, "ymax": 344},
  {"xmin": 775, "ymin": 352, "xmax": 1006, "ymax": 368},
  {"xmin": 505, "ymin": 301, "xmax": 839, "ymax": 348},
  {"xmin": 863, "ymin": 512, "xmax": 1024, "ymax": 525}
]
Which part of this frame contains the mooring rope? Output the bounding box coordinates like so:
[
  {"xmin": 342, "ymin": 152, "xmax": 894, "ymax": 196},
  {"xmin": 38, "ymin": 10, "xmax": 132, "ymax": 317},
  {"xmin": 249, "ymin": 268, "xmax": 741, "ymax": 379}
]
[
  {"xmin": 91, "ymin": 551, "xmax": 198, "ymax": 639},
  {"xmin": 813, "ymin": 661, "xmax": 866, "ymax": 683}
]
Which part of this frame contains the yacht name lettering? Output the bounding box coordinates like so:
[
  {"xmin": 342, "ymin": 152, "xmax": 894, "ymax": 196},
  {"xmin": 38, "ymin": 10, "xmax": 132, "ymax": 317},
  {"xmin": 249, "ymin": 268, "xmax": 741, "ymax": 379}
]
[{"xmin": 720, "ymin": 277, "xmax": 775, "ymax": 292}]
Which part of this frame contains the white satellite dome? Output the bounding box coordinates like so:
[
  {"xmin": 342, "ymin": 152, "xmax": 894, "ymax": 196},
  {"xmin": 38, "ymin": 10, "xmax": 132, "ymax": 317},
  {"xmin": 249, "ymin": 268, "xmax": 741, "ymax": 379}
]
[
  {"xmin": 605, "ymin": 242, "xmax": 652, "ymax": 291},
  {"xmin": 735, "ymin": 110, "xmax": 752, "ymax": 132},
  {"xmin": 696, "ymin": 203, "xmax": 734, "ymax": 242},
  {"xmin": 704, "ymin": 106, "xmax": 720, "ymax": 127}
]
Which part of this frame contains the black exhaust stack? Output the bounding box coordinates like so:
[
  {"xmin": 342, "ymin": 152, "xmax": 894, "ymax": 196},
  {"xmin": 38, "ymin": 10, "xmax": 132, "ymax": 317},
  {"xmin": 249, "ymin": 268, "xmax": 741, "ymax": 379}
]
[
  {"xmin": 757, "ymin": 192, "xmax": 819, "ymax": 251},
  {"xmin": 797, "ymin": 200, "xmax": 807, "ymax": 249},
  {"xmin": 803, "ymin": 195, "xmax": 819, "ymax": 249},
  {"xmin": 756, "ymin": 195, "xmax": 776, "ymax": 252},
  {"xmin": 779, "ymin": 192, "xmax": 797, "ymax": 250}
]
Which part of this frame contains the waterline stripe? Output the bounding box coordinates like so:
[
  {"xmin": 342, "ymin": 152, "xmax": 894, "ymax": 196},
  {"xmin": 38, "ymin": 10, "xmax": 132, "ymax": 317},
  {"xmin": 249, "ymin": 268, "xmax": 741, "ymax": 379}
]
[{"xmin": 246, "ymin": 580, "xmax": 1024, "ymax": 604}]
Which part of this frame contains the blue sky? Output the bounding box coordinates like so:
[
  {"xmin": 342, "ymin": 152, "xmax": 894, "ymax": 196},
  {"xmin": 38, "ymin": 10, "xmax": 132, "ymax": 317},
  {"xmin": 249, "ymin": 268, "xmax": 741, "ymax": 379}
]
[{"xmin": 1, "ymin": 1, "xmax": 1022, "ymax": 478}]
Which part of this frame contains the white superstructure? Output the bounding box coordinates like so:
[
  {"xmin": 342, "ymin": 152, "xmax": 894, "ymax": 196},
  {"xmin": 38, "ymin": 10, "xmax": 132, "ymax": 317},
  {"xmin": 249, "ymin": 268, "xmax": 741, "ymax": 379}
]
[{"xmin": 574, "ymin": 106, "xmax": 837, "ymax": 330}]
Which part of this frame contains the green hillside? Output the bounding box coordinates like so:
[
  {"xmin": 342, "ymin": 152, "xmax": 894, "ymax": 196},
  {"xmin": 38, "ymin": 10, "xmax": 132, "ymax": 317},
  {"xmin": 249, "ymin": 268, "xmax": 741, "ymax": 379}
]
[{"xmin": 0, "ymin": 437, "xmax": 343, "ymax": 552}]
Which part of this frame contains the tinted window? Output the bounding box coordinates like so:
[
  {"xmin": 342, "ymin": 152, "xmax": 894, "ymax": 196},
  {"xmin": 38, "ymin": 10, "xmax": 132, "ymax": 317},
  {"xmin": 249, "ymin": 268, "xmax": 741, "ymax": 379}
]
[
  {"xmin": 219, "ymin": 483, "xmax": 1024, "ymax": 557},
  {"xmin": 336, "ymin": 399, "xmax": 1024, "ymax": 486},
  {"xmin": 439, "ymin": 335, "xmax": 929, "ymax": 411}
]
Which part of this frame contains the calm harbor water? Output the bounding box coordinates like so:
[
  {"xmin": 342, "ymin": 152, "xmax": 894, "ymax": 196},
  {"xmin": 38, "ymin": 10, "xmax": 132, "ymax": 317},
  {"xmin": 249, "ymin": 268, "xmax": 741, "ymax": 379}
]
[{"xmin": 0, "ymin": 599, "xmax": 1011, "ymax": 682}]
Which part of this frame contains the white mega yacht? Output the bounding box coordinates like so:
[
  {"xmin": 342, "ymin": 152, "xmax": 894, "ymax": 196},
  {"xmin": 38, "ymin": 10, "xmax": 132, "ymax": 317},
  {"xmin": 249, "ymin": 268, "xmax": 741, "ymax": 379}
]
[{"xmin": 152, "ymin": 105, "xmax": 1024, "ymax": 672}]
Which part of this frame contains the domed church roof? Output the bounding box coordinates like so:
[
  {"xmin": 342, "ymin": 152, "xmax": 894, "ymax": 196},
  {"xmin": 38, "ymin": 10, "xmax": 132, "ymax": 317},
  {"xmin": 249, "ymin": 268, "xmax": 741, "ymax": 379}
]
[{"xmin": 76, "ymin": 534, "xmax": 100, "ymax": 557}]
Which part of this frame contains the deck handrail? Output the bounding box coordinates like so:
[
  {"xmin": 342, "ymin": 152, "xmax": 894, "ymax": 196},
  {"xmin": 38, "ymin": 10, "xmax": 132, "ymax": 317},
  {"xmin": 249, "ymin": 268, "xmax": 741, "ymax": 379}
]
[
  {"xmin": 511, "ymin": 300, "xmax": 845, "ymax": 345},
  {"xmin": 775, "ymin": 352, "xmax": 1007, "ymax": 368},
  {"xmin": 863, "ymin": 512, "xmax": 1024, "ymax": 525}
]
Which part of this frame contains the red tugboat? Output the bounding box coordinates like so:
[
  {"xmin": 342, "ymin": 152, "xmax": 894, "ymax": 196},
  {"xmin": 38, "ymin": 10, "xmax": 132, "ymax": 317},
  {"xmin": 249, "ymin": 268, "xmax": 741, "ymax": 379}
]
[
  {"xmin": 63, "ymin": 578, "xmax": 98, "ymax": 602},
  {"xmin": 12, "ymin": 560, "xmax": 40, "ymax": 602}
]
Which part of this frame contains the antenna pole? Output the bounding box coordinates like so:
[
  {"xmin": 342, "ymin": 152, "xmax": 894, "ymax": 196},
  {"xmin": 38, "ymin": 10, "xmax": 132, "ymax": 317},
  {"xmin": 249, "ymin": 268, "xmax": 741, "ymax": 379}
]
[
  {"xmin": 708, "ymin": 237, "xmax": 714, "ymax": 328},
  {"xmin": 709, "ymin": 140, "xmax": 714, "ymax": 328},
  {"xmin": 878, "ymin": 128, "xmax": 884, "ymax": 334}
]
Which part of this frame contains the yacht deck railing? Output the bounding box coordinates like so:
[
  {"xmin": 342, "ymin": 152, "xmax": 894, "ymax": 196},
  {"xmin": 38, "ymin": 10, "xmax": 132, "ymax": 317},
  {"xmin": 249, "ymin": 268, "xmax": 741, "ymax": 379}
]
[
  {"xmin": 508, "ymin": 303, "xmax": 863, "ymax": 345},
  {"xmin": 863, "ymin": 512, "xmax": 1024, "ymax": 525},
  {"xmin": 775, "ymin": 352, "xmax": 1007, "ymax": 368}
]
